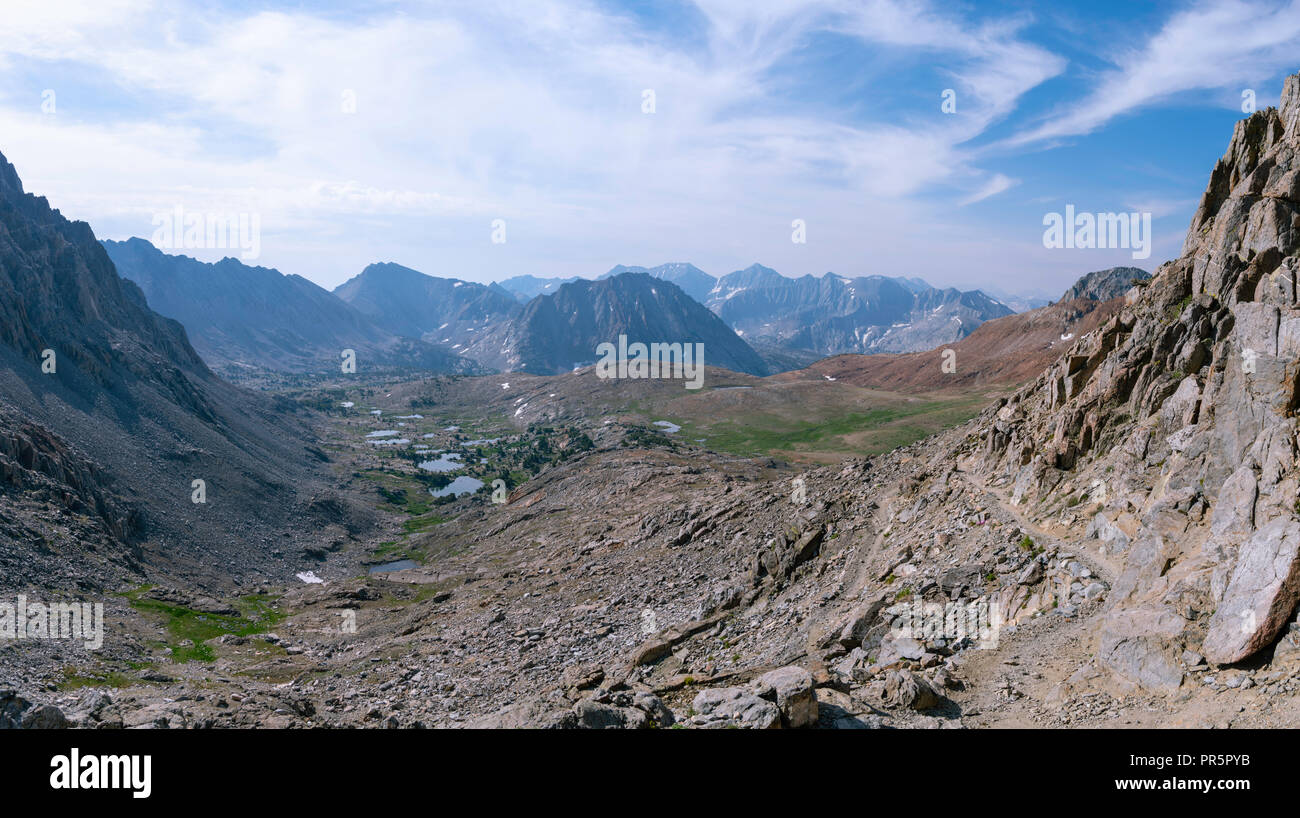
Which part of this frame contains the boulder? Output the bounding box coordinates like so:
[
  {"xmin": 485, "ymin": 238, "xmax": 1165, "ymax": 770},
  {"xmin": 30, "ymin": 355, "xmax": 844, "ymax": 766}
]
[
  {"xmin": 837, "ymin": 598, "xmax": 887, "ymax": 648},
  {"xmin": 753, "ymin": 666, "xmax": 818, "ymax": 728},
  {"xmin": 22, "ymin": 704, "xmax": 68, "ymax": 729},
  {"xmin": 631, "ymin": 691, "xmax": 675, "ymax": 727},
  {"xmin": 872, "ymin": 669, "xmax": 942, "ymax": 710},
  {"xmin": 467, "ymin": 699, "xmax": 577, "ymax": 729},
  {"xmin": 691, "ymin": 687, "xmax": 781, "ymax": 729},
  {"xmin": 1203, "ymin": 518, "xmax": 1300, "ymax": 664},
  {"xmin": 1096, "ymin": 607, "xmax": 1186, "ymax": 692},
  {"xmin": 559, "ymin": 663, "xmax": 604, "ymax": 691},
  {"xmin": 574, "ymin": 700, "xmax": 649, "ymax": 730}
]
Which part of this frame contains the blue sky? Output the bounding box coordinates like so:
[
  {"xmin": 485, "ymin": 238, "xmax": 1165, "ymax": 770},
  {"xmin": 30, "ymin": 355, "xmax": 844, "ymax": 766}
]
[{"xmin": 2, "ymin": 0, "xmax": 1299, "ymax": 297}]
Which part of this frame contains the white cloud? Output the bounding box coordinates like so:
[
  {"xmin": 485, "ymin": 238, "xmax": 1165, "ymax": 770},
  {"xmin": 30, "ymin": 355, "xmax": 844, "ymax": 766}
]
[
  {"xmin": 0, "ymin": 0, "xmax": 1064, "ymax": 287},
  {"xmin": 1006, "ymin": 0, "xmax": 1300, "ymax": 147},
  {"xmin": 959, "ymin": 173, "xmax": 1017, "ymax": 206},
  {"xmin": 838, "ymin": 0, "xmax": 1065, "ymax": 133},
  {"xmin": 1124, "ymin": 196, "xmax": 1201, "ymax": 219}
]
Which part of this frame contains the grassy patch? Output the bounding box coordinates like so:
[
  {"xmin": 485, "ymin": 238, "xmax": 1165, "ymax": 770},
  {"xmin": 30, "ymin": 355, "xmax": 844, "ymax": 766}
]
[
  {"xmin": 58, "ymin": 668, "xmax": 146, "ymax": 691},
  {"xmin": 124, "ymin": 591, "xmax": 284, "ymax": 664},
  {"xmin": 674, "ymin": 395, "xmax": 988, "ymax": 460},
  {"xmin": 358, "ymin": 468, "xmax": 436, "ymax": 515},
  {"xmin": 402, "ymin": 513, "xmax": 447, "ymax": 535}
]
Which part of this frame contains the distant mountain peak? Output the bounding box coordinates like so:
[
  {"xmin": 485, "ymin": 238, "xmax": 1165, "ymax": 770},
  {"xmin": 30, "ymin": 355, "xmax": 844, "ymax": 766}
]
[
  {"xmin": 334, "ymin": 260, "xmax": 519, "ymax": 347},
  {"xmin": 463, "ymin": 272, "xmax": 768, "ymax": 376},
  {"xmin": 1060, "ymin": 266, "xmax": 1151, "ymax": 302},
  {"xmin": 706, "ymin": 264, "xmax": 1010, "ymax": 360},
  {"xmin": 601, "ymin": 262, "xmax": 717, "ymax": 303}
]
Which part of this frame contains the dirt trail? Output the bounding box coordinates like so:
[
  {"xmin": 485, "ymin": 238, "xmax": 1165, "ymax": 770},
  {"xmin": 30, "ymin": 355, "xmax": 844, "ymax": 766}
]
[
  {"xmin": 946, "ymin": 469, "xmax": 1118, "ymax": 726},
  {"xmin": 960, "ymin": 469, "xmax": 1116, "ymax": 584}
]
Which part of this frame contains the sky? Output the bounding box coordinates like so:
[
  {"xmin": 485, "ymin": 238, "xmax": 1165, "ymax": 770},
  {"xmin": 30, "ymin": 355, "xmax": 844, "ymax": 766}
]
[{"xmin": 2, "ymin": 0, "xmax": 1299, "ymax": 297}]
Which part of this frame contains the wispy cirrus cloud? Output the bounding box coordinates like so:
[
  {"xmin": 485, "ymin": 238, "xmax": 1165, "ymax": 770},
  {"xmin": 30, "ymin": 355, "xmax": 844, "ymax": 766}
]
[
  {"xmin": 0, "ymin": 0, "xmax": 1290, "ymax": 295},
  {"xmin": 959, "ymin": 173, "xmax": 1018, "ymax": 206},
  {"xmin": 0, "ymin": 0, "xmax": 1066, "ymax": 287},
  {"xmin": 1005, "ymin": 0, "xmax": 1300, "ymax": 148}
]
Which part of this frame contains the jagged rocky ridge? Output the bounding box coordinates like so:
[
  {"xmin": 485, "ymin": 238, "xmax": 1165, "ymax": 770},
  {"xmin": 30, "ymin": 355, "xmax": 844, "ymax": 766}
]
[{"xmin": 970, "ymin": 72, "xmax": 1300, "ymax": 684}]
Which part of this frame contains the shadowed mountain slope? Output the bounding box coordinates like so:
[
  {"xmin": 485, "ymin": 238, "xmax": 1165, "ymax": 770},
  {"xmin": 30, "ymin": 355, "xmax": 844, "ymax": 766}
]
[
  {"xmin": 104, "ymin": 239, "xmax": 481, "ymax": 375},
  {"xmin": 0, "ymin": 152, "xmax": 372, "ymax": 592},
  {"xmin": 463, "ymin": 273, "xmax": 769, "ymax": 376}
]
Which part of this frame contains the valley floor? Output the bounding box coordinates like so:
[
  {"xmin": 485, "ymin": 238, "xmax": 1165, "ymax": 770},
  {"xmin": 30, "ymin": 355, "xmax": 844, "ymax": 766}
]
[{"xmin": 3, "ymin": 369, "xmax": 1297, "ymax": 729}]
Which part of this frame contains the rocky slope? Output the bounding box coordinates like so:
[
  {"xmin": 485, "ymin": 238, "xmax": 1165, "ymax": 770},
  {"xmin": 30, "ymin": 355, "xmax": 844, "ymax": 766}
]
[
  {"xmin": 0, "ymin": 151, "xmax": 371, "ymax": 595},
  {"xmin": 103, "ymin": 239, "xmax": 481, "ymax": 375}
]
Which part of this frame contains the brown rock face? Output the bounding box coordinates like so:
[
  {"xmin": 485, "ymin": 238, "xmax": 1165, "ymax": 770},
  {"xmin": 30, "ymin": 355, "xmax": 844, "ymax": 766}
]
[{"xmin": 790, "ymin": 294, "xmax": 1129, "ymax": 392}]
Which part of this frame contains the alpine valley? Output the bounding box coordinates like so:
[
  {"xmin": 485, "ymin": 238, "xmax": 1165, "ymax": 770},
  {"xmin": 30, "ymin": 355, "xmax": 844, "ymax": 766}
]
[{"xmin": 4, "ymin": 55, "xmax": 1300, "ymax": 735}]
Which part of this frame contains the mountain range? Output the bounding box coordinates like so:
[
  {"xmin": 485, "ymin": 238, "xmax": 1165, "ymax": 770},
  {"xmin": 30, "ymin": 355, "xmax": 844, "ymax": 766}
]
[
  {"xmin": 92, "ymin": 218, "xmax": 1166, "ymax": 391},
  {"xmin": 95, "ymin": 243, "xmax": 1147, "ymax": 381},
  {"xmin": 703, "ymin": 264, "xmax": 1013, "ymax": 355},
  {"xmin": 103, "ymin": 239, "xmax": 482, "ymax": 375},
  {"xmin": 587, "ymin": 261, "xmax": 1016, "ymax": 358},
  {"xmin": 332, "ymin": 262, "xmax": 520, "ymax": 353},
  {"xmin": 461, "ymin": 272, "xmax": 770, "ymax": 376},
  {"xmin": 797, "ymin": 266, "xmax": 1151, "ymax": 391}
]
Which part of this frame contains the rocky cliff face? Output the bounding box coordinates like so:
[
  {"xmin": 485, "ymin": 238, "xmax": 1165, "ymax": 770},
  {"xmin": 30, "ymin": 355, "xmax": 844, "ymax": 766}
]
[
  {"xmin": 967, "ymin": 72, "xmax": 1300, "ymax": 687},
  {"xmin": 0, "ymin": 151, "xmax": 370, "ymax": 593},
  {"xmin": 1060, "ymin": 266, "xmax": 1151, "ymax": 302}
]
